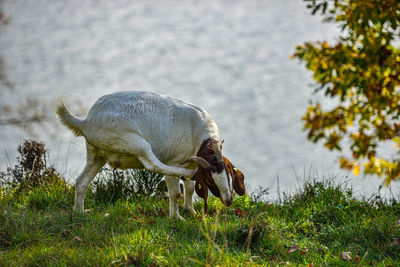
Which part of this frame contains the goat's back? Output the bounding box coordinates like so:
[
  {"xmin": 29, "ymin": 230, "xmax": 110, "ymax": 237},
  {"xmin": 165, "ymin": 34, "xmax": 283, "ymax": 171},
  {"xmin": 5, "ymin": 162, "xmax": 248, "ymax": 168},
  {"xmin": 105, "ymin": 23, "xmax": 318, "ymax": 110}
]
[{"xmin": 80, "ymin": 91, "xmax": 218, "ymax": 160}]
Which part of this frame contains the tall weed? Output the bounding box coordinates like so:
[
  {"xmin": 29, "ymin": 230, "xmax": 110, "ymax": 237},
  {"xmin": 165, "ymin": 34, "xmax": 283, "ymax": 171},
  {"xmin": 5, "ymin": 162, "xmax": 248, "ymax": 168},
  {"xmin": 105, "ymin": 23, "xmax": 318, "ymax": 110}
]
[
  {"xmin": 90, "ymin": 168, "xmax": 164, "ymax": 204},
  {"xmin": 0, "ymin": 140, "xmax": 71, "ymax": 209},
  {"xmin": 0, "ymin": 140, "xmax": 66, "ymax": 193}
]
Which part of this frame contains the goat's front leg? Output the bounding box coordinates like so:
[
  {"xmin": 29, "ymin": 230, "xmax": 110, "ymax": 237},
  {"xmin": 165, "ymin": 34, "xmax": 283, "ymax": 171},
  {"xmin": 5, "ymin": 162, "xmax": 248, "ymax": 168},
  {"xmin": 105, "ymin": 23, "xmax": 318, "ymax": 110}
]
[
  {"xmin": 165, "ymin": 175, "xmax": 184, "ymax": 220},
  {"xmin": 184, "ymin": 179, "xmax": 196, "ymax": 216}
]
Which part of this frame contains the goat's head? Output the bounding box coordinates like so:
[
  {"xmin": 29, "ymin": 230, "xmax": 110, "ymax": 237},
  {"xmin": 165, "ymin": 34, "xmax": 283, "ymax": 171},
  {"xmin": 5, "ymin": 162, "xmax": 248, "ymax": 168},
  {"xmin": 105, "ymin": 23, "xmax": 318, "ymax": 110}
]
[{"xmin": 182, "ymin": 138, "xmax": 245, "ymax": 212}]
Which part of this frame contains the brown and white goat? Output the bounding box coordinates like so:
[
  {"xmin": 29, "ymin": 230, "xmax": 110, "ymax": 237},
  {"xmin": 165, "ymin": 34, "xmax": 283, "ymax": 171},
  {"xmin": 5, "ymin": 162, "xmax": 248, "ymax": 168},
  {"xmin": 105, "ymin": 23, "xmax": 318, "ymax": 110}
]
[
  {"xmin": 187, "ymin": 138, "xmax": 245, "ymax": 213},
  {"xmin": 57, "ymin": 91, "xmax": 245, "ymax": 219}
]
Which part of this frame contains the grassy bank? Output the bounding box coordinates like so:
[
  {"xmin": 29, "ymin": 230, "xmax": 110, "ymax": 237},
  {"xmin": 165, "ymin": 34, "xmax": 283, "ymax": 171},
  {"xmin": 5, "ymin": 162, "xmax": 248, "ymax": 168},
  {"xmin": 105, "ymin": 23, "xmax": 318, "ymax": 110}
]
[
  {"xmin": 0, "ymin": 141, "xmax": 399, "ymax": 266},
  {"xmin": 1, "ymin": 179, "xmax": 399, "ymax": 266}
]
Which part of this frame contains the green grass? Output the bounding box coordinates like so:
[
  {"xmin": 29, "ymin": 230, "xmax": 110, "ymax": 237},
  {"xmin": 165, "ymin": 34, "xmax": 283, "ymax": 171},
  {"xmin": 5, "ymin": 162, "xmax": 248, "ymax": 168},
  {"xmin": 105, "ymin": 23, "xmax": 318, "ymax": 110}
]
[{"xmin": 0, "ymin": 178, "xmax": 399, "ymax": 266}]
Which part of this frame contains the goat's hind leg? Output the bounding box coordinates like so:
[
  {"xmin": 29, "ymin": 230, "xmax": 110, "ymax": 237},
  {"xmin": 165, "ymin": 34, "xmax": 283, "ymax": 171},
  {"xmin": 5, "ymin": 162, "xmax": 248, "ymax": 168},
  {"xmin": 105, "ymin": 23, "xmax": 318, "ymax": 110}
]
[
  {"xmin": 74, "ymin": 147, "xmax": 105, "ymax": 213},
  {"xmin": 118, "ymin": 134, "xmax": 195, "ymax": 178}
]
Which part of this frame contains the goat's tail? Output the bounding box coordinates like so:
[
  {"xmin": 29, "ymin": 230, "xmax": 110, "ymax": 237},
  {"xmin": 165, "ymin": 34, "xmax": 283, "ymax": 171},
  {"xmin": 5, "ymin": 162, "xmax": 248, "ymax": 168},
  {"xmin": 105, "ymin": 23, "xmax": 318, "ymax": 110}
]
[{"xmin": 56, "ymin": 101, "xmax": 84, "ymax": 137}]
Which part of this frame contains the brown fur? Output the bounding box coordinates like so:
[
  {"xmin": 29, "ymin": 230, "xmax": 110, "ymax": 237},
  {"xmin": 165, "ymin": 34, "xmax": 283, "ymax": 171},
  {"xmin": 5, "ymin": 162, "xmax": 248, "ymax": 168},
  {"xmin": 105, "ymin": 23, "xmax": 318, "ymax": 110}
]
[
  {"xmin": 193, "ymin": 138, "xmax": 245, "ymax": 213},
  {"xmin": 196, "ymin": 138, "xmax": 224, "ymax": 173},
  {"xmin": 223, "ymin": 157, "xmax": 245, "ymax": 196}
]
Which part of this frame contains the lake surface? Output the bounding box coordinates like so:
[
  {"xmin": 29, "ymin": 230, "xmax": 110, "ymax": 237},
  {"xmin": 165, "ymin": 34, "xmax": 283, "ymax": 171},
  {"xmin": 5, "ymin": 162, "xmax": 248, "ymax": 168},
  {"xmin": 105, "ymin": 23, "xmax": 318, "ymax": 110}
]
[{"xmin": 1, "ymin": 0, "xmax": 399, "ymax": 199}]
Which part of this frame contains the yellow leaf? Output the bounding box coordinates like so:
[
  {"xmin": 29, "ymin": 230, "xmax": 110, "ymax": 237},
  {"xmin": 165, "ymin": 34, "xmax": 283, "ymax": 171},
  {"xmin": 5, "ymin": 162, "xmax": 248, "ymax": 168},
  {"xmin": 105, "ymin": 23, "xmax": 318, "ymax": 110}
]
[
  {"xmin": 353, "ymin": 165, "xmax": 360, "ymax": 176},
  {"xmin": 381, "ymin": 87, "xmax": 389, "ymax": 97},
  {"xmin": 383, "ymin": 77, "xmax": 391, "ymax": 86},
  {"xmin": 322, "ymin": 42, "xmax": 330, "ymax": 49},
  {"xmin": 320, "ymin": 60, "xmax": 328, "ymax": 69}
]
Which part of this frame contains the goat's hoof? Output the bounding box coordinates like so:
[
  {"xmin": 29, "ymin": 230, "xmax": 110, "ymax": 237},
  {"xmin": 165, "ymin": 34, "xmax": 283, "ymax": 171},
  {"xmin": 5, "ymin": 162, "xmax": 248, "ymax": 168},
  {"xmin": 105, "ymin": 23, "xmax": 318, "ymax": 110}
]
[
  {"xmin": 73, "ymin": 206, "xmax": 84, "ymax": 213},
  {"xmin": 184, "ymin": 208, "xmax": 196, "ymax": 216},
  {"xmin": 171, "ymin": 214, "xmax": 185, "ymax": 221}
]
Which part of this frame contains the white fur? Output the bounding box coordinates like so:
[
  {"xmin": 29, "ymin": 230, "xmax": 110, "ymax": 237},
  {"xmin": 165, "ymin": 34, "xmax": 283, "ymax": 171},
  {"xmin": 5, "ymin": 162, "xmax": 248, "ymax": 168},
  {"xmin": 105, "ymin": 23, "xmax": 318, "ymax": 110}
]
[
  {"xmin": 212, "ymin": 172, "xmax": 232, "ymax": 206},
  {"xmin": 57, "ymin": 91, "xmax": 225, "ymax": 219}
]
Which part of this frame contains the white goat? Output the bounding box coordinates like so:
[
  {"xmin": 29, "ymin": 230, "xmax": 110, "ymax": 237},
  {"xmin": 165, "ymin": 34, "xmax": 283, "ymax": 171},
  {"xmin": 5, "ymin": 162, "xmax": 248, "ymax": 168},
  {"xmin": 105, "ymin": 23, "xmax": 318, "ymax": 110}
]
[{"xmin": 57, "ymin": 91, "xmax": 245, "ymax": 219}]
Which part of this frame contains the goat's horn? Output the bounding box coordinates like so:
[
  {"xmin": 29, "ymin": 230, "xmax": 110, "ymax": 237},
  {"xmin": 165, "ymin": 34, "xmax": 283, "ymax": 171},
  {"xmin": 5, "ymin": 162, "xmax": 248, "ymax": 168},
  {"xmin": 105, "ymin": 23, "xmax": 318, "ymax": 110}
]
[
  {"xmin": 181, "ymin": 156, "xmax": 211, "ymax": 169},
  {"xmin": 214, "ymin": 142, "xmax": 223, "ymax": 163}
]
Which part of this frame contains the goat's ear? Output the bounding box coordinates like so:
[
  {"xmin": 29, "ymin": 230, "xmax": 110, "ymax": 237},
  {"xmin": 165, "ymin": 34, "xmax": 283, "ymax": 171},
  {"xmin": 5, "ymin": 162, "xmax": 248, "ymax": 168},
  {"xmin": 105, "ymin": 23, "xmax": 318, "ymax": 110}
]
[
  {"xmin": 207, "ymin": 183, "xmax": 221, "ymax": 198},
  {"xmin": 194, "ymin": 167, "xmax": 209, "ymax": 213},
  {"xmin": 232, "ymin": 167, "xmax": 245, "ymax": 195},
  {"xmin": 194, "ymin": 168, "xmax": 207, "ymax": 199},
  {"xmin": 224, "ymin": 157, "xmax": 246, "ymax": 196},
  {"xmin": 195, "ymin": 180, "xmax": 207, "ymax": 198}
]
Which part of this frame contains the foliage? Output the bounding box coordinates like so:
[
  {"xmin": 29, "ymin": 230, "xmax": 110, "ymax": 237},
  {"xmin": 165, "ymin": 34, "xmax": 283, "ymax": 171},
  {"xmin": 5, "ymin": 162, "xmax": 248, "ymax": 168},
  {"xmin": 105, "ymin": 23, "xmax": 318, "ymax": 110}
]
[
  {"xmin": 249, "ymin": 185, "xmax": 270, "ymax": 203},
  {"xmin": 90, "ymin": 168, "xmax": 164, "ymax": 205},
  {"xmin": 293, "ymin": 0, "xmax": 400, "ymax": 184},
  {"xmin": 0, "ymin": 177, "xmax": 399, "ymax": 266},
  {"xmin": 22, "ymin": 184, "xmax": 73, "ymax": 210},
  {"xmin": 0, "ymin": 140, "xmax": 66, "ymax": 194}
]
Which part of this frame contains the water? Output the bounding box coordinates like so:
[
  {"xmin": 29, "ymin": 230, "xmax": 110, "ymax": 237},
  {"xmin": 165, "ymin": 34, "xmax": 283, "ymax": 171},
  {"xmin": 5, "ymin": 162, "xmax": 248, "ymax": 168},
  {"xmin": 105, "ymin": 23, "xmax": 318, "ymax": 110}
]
[{"xmin": 1, "ymin": 0, "xmax": 399, "ymax": 199}]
